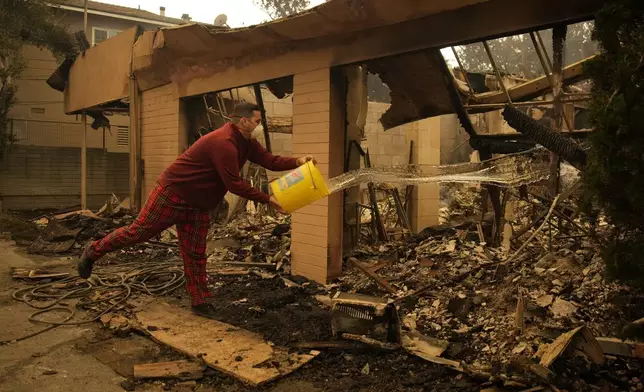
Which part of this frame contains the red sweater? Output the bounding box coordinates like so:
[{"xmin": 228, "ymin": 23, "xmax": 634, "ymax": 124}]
[{"xmin": 158, "ymin": 123, "xmax": 298, "ymax": 210}]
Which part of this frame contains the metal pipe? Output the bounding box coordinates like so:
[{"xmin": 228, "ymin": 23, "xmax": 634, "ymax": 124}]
[
  {"xmin": 560, "ymin": 99, "xmax": 576, "ymax": 133},
  {"xmin": 549, "ymin": 25, "xmax": 567, "ymax": 197},
  {"xmin": 253, "ymin": 84, "xmax": 272, "ymax": 152},
  {"xmin": 81, "ymin": 115, "xmax": 87, "ymax": 209},
  {"xmin": 530, "ymin": 31, "xmax": 575, "ymax": 132},
  {"xmin": 202, "ymin": 95, "xmax": 213, "ymax": 128},
  {"xmin": 438, "ymin": 52, "xmax": 478, "ymax": 137},
  {"xmin": 555, "ymin": 234, "xmax": 592, "ymax": 240},
  {"xmin": 82, "ymin": 0, "xmax": 89, "ymax": 210},
  {"xmin": 355, "ymin": 202, "xmax": 360, "ymax": 247},
  {"xmin": 548, "ymin": 217, "xmax": 553, "ymax": 251},
  {"xmin": 564, "ymin": 93, "xmax": 592, "ymax": 97},
  {"xmin": 535, "ymin": 31, "xmax": 554, "ymax": 73},
  {"xmin": 464, "ymin": 97, "xmax": 590, "ymax": 109},
  {"xmin": 483, "ymin": 41, "xmax": 512, "ymax": 104},
  {"xmin": 215, "ymin": 93, "xmax": 229, "ymax": 120},
  {"xmin": 451, "ymin": 47, "xmax": 476, "ymax": 97},
  {"xmin": 83, "ymin": 0, "xmax": 88, "ymax": 34},
  {"xmin": 530, "ymin": 32, "xmax": 555, "ymax": 88},
  {"xmin": 10, "ymin": 118, "xmax": 92, "ymax": 125}
]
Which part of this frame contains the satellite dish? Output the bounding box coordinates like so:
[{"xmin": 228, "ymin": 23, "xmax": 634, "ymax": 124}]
[{"xmin": 214, "ymin": 14, "xmax": 228, "ymax": 27}]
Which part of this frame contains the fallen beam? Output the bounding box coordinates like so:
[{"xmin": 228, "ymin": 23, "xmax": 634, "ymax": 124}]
[
  {"xmin": 348, "ymin": 257, "xmax": 397, "ymax": 294},
  {"xmin": 474, "ymin": 55, "xmax": 596, "ymax": 105},
  {"xmin": 342, "ymin": 333, "xmax": 400, "ymax": 351},
  {"xmin": 217, "ymin": 261, "xmax": 277, "ymax": 270},
  {"xmin": 539, "ymin": 326, "xmax": 605, "ymax": 367},
  {"xmin": 10, "ymin": 268, "xmax": 70, "ymax": 280},
  {"xmin": 596, "ymin": 337, "xmax": 644, "ymax": 359}
]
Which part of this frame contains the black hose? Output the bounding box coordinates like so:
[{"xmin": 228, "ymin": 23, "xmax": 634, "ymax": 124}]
[{"xmin": 0, "ymin": 260, "xmax": 186, "ymax": 345}]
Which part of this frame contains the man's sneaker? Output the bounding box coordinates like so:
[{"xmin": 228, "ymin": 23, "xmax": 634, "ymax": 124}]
[
  {"xmin": 191, "ymin": 303, "xmax": 219, "ymax": 319},
  {"xmin": 77, "ymin": 244, "xmax": 96, "ymax": 279}
]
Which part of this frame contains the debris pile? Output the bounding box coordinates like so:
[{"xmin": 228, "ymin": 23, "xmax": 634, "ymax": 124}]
[
  {"xmin": 0, "ymin": 213, "xmax": 41, "ymax": 245},
  {"xmin": 337, "ymin": 199, "xmax": 644, "ymax": 391},
  {"xmin": 15, "ymin": 195, "xmax": 138, "ymax": 255},
  {"xmin": 439, "ymin": 183, "xmax": 484, "ymax": 224},
  {"xmin": 3, "ymin": 186, "xmax": 643, "ymax": 391},
  {"xmin": 2, "ymin": 195, "xmax": 192, "ymax": 262},
  {"xmin": 206, "ymin": 212, "xmax": 292, "ymax": 273}
]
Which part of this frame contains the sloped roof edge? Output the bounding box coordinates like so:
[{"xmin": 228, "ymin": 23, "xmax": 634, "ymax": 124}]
[{"xmin": 50, "ymin": 0, "xmax": 187, "ymax": 26}]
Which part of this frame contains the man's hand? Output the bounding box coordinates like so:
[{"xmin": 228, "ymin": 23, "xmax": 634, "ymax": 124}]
[
  {"xmin": 269, "ymin": 196, "xmax": 288, "ymax": 215},
  {"xmin": 296, "ymin": 155, "xmax": 317, "ymax": 166}
]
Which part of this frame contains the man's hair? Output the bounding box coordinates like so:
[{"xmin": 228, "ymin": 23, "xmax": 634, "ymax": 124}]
[{"xmin": 231, "ymin": 102, "xmax": 260, "ymax": 123}]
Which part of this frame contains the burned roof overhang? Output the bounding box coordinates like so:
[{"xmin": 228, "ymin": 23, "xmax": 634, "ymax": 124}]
[
  {"xmin": 56, "ymin": 0, "xmax": 602, "ymax": 114},
  {"xmin": 134, "ymin": 0, "xmax": 602, "ymax": 99}
]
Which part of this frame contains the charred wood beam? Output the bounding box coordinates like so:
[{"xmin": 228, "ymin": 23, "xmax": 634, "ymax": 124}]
[
  {"xmin": 502, "ymin": 105, "xmax": 587, "ymax": 170},
  {"xmin": 471, "ymin": 131, "xmax": 591, "ymax": 154},
  {"xmin": 470, "ymin": 129, "xmax": 592, "ymax": 154},
  {"xmin": 253, "ymin": 84, "xmax": 272, "ymax": 152},
  {"xmin": 486, "ymin": 186, "xmax": 503, "ymax": 246},
  {"xmin": 549, "ymin": 24, "xmax": 567, "ymax": 198},
  {"xmin": 437, "ymin": 51, "xmax": 478, "ymax": 140},
  {"xmin": 469, "ymin": 138, "xmax": 534, "ymax": 154},
  {"xmin": 365, "ymin": 151, "xmax": 389, "ymax": 242},
  {"xmin": 474, "ymin": 131, "xmax": 591, "ymax": 141}
]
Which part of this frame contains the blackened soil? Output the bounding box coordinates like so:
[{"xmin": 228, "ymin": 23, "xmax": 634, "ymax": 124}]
[
  {"xmin": 199, "ymin": 350, "xmax": 478, "ymax": 392},
  {"xmin": 198, "ymin": 274, "xmax": 481, "ymax": 392},
  {"xmin": 284, "ymin": 351, "xmax": 479, "ymax": 392},
  {"xmin": 207, "ymin": 274, "xmax": 332, "ymax": 346}
]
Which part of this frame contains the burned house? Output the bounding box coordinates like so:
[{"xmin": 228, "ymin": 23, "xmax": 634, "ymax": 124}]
[{"xmin": 52, "ymin": 0, "xmax": 601, "ymax": 284}]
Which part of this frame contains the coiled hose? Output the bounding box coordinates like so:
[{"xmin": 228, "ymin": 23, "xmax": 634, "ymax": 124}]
[{"xmin": 1, "ymin": 261, "xmax": 185, "ymax": 345}]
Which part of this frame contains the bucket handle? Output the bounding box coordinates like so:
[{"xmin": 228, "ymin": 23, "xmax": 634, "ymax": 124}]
[{"xmin": 307, "ymin": 161, "xmax": 318, "ymax": 190}]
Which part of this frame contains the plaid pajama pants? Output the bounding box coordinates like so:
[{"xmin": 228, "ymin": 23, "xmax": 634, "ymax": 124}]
[{"xmin": 88, "ymin": 183, "xmax": 211, "ymax": 306}]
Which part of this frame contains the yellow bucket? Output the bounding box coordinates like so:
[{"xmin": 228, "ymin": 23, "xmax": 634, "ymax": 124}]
[{"xmin": 270, "ymin": 161, "xmax": 329, "ymax": 213}]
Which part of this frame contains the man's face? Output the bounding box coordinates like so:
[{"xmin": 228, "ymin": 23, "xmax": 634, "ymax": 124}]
[{"xmin": 240, "ymin": 110, "xmax": 261, "ymax": 132}]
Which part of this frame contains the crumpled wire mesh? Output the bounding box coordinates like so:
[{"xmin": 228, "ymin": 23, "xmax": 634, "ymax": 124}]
[{"xmin": 327, "ymin": 147, "xmax": 552, "ymax": 194}]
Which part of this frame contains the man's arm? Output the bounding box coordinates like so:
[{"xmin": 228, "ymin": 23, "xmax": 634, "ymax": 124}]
[
  {"xmin": 248, "ymin": 139, "xmax": 299, "ymax": 172},
  {"xmin": 210, "ymin": 140, "xmax": 270, "ymax": 203}
]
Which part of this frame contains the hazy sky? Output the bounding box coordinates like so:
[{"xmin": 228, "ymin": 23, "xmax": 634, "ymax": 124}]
[{"xmin": 104, "ymin": 0, "xmax": 326, "ymax": 27}]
